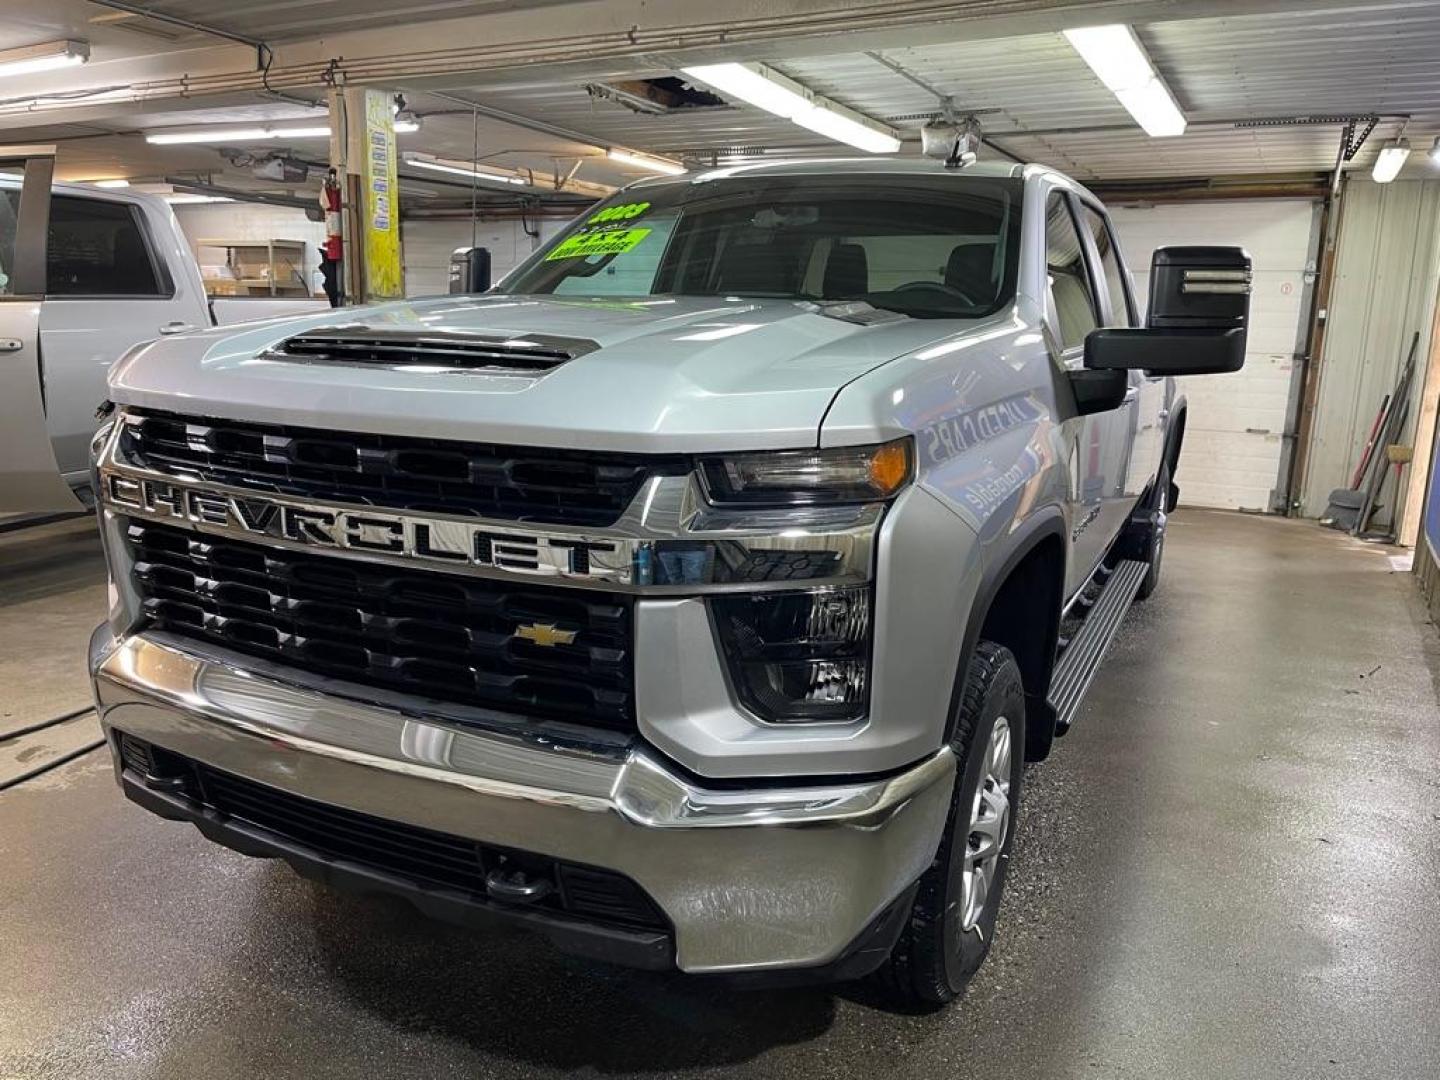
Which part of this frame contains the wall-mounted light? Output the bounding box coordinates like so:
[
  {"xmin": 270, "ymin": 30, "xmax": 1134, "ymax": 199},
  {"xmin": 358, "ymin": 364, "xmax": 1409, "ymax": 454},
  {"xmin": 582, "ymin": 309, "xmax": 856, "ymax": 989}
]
[
  {"xmin": 1063, "ymin": 24, "xmax": 1186, "ymax": 137},
  {"xmin": 606, "ymin": 147, "xmax": 686, "ymax": 175},
  {"xmin": 1371, "ymin": 140, "xmax": 1411, "ymax": 183},
  {"xmin": 146, "ymin": 124, "xmax": 332, "ymax": 145},
  {"xmin": 681, "ymin": 62, "xmax": 901, "ymax": 154},
  {"xmin": 0, "ymin": 39, "xmax": 89, "ymax": 80}
]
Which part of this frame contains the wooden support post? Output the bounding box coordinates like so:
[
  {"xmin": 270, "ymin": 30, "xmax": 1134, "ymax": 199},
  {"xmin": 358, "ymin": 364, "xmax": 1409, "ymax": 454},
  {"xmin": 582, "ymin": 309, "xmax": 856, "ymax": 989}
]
[{"xmin": 1399, "ymin": 277, "xmax": 1440, "ymax": 547}]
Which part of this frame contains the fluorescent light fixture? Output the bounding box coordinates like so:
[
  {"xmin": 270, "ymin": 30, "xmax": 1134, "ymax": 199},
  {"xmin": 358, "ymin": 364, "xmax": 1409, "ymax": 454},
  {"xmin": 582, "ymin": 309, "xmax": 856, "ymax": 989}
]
[
  {"xmin": 164, "ymin": 193, "xmax": 233, "ymax": 204},
  {"xmin": 393, "ymin": 118, "xmax": 421, "ymax": 133},
  {"xmin": 791, "ymin": 104, "xmax": 901, "ymax": 155},
  {"xmin": 1372, "ymin": 140, "xmax": 1411, "ymax": 183},
  {"xmin": 681, "ymin": 62, "xmax": 902, "ymax": 154},
  {"xmin": 606, "ymin": 147, "xmax": 686, "ymax": 175},
  {"xmin": 685, "ymin": 63, "xmax": 802, "ymax": 117},
  {"xmin": 402, "ymin": 154, "xmax": 529, "ymax": 186},
  {"xmin": 145, "ymin": 123, "xmax": 331, "ymax": 145},
  {"xmin": 0, "ymin": 39, "xmax": 89, "ymax": 79},
  {"xmin": 90, "ymin": 178, "xmax": 130, "ymax": 188},
  {"xmin": 1063, "ymin": 24, "xmax": 1186, "ymax": 137}
]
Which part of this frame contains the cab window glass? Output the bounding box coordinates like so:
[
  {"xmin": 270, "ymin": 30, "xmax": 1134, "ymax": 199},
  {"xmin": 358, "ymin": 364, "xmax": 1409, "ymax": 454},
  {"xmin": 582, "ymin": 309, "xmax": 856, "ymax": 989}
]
[
  {"xmin": 46, "ymin": 196, "xmax": 165, "ymax": 297},
  {"xmin": 1080, "ymin": 205, "xmax": 1135, "ymax": 327},
  {"xmin": 506, "ymin": 177, "xmax": 1023, "ymax": 321},
  {"xmin": 1044, "ymin": 195, "xmax": 1099, "ymax": 350},
  {"xmin": 0, "ymin": 188, "xmax": 16, "ymax": 296}
]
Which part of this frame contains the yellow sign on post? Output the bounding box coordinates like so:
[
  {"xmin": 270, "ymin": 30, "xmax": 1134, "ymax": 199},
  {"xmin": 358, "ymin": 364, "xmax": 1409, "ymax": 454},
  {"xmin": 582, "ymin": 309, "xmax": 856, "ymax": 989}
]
[{"xmin": 361, "ymin": 89, "xmax": 402, "ymax": 299}]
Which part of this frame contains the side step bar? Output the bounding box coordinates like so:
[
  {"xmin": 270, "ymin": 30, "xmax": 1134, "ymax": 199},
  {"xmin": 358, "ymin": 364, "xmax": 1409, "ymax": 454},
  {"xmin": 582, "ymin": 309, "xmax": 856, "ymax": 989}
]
[{"xmin": 1048, "ymin": 559, "xmax": 1148, "ymax": 732}]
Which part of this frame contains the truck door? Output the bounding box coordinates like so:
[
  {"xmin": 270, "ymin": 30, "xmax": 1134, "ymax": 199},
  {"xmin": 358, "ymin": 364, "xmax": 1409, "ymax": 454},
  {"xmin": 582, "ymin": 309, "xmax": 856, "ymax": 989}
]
[
  {"xmin": 38, "ymin": 191, "xmax": 208, "ymax": 480},
  {"xmin": 0, "ymin": 147, "xmax": 80, "ymax": 513},
  {"xmin": 1041, "ymin": 191, "xmax": 1123, "ymax": 598}
]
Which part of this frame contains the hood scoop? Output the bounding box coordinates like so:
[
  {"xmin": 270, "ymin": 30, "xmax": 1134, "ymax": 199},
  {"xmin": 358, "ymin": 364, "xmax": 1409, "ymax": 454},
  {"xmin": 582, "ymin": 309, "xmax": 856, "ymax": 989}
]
[{"xmin": 265, "ymin": 326, "xmax": 598, "ymax": 375}]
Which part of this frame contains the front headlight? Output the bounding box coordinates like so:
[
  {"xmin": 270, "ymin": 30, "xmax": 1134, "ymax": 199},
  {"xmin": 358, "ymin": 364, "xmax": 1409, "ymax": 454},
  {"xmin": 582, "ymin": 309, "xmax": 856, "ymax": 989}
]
[
  {"xmin": 699, "ymin": 438, "xmax": 913, "ymax": 507},
  {"xmin": 90, "ymin": 402, "xmax": 117, "ymax": 465},
  {"xmin": 711, "ymin": 585, "xmax": 871, "ymax": 723}
]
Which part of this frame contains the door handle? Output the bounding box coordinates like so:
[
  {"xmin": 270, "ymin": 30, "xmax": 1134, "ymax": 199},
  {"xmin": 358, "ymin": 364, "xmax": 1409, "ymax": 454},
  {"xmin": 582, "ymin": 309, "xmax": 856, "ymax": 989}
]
[
  {"xmin": 158, "ymin": 321, "xmax": 197, "ymax": 335},
  {"xmin": 0, "ymin": 337, "xmax": 22, "ymax": 353}
]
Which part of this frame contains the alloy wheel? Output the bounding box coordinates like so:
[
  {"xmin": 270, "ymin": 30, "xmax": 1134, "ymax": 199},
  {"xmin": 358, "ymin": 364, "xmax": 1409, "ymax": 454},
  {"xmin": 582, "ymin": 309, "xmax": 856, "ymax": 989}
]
[{"xmin": 960, "ymin": 715, "xmax": 1013, "ymax": 932}]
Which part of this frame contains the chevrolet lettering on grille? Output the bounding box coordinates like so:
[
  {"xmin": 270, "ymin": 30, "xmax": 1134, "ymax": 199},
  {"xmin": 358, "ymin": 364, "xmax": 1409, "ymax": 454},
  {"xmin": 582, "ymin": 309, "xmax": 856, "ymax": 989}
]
[{"xmin": 103, "ymin": 473, "xmax": 626, "ymax": 583}]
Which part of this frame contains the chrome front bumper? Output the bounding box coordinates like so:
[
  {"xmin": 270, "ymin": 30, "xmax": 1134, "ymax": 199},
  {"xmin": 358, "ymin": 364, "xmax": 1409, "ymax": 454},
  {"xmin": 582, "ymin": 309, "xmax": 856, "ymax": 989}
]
[{"xmin": 90, "ymin": 628, "xmax": 954, "ymax": 974}]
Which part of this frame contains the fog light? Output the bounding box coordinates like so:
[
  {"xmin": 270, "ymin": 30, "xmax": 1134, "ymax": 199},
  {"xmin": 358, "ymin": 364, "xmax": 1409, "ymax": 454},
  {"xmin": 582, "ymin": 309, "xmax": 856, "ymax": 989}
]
[{"xmin": 711, "ymin": 586, "xmax": 871, "ymax": 723}]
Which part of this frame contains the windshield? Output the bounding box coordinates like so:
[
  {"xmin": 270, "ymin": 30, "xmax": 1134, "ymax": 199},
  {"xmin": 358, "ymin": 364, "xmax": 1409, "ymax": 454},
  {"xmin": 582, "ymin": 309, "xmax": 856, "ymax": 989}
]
[{"xmin": 501, "ymin": 174, "xmax": 1022, "ymax": 320}]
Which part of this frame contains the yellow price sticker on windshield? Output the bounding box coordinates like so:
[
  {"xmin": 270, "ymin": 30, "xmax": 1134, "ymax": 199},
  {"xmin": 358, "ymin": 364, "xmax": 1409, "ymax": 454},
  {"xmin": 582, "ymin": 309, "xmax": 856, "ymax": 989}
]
[{"xmin": 545, "ymin": 227, "xmax": 652, "ymax": 261}]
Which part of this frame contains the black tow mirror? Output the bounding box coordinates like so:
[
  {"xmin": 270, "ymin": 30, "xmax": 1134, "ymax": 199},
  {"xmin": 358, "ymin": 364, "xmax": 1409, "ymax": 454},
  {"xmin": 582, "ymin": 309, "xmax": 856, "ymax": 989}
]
[
  {"xmin": 448, "ymin": 246, "xmax": 492, "ymax": 293},
  {"xmin": 1068, "ymin": 368, "xmax": 1129, "ymax": 416},
  {"xmin": 1084, "ymin": 245, "xmax": 1251, "ymax": 376}
]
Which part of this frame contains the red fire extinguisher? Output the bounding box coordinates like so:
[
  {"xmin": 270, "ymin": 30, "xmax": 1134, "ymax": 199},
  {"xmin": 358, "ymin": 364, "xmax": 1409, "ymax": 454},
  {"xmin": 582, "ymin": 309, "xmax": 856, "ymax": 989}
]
[{"xmin": 319, "ymin": 168, "xmax": 343, "ymax": 307}]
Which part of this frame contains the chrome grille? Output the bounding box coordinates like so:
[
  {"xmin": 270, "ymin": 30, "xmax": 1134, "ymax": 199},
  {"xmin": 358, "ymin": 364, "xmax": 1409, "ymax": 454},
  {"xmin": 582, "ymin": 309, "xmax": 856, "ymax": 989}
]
[
  {"xmin": 128, "ymin": 521, "xmax": 636, "ymax": 732},
  {"xmin": 119, "ymin": 410, "xmax": 686, "ymax": 527}
]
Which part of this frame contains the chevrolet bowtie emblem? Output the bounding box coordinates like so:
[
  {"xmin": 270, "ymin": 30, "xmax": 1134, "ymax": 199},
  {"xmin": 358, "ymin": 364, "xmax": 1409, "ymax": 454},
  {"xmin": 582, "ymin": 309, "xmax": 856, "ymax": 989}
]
[{"xmin": 514, "ymin": 623, "xmax": 578, "ymax": 648}]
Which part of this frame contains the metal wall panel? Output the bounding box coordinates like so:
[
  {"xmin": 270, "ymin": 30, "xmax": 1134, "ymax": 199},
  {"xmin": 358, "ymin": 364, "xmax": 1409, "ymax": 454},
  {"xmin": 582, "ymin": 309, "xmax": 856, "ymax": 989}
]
[
  {"xmin": 1300, "ymin": 179, "xmax": 1440, "ymax": 519},
  {"xmin": 1109, "ymin": 200, "xmax": 1319, "ymax": 512}
]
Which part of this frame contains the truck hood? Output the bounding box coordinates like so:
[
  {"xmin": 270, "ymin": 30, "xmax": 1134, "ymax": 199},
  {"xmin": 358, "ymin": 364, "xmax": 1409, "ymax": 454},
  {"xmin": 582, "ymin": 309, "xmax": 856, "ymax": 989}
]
[{"xmin": 110, "ymin": 294, "xmax": 991, "ymax": 452}]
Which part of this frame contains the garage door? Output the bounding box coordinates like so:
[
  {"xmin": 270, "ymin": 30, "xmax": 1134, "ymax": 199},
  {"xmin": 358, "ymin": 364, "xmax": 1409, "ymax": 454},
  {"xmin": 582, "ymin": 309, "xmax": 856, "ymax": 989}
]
[
  {"xmin": 1108, "ymin": 200, "xmax": 1320, "ymax": 512},
  {"xmin": 401, "ymin": 218, "xmax": 569, "ymax": 296}
]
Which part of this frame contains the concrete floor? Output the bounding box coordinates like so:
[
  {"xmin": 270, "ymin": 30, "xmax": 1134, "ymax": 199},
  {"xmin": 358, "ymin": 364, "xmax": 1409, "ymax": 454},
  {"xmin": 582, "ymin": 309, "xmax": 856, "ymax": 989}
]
[{"xmin": 1, "ymin": 510, "xmax": 1438, "ymax": 1079}]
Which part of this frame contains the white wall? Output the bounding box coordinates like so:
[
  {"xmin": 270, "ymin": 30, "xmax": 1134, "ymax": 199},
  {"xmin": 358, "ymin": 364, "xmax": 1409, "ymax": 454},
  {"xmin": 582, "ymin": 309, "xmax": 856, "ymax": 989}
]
[
  {"xmin": 1109, "ymin": 199, "xmax": 1320, "ymax": 513},
  {"xmin": 401, "ymin": 216, "xmax": 571, "ymax": 296},
  {"xmin": 171, "ymin": 202, "xmax": 327, "ymax": 288},
  {"xmin": 1300, "ymin": 177, "xmax": 1440, "ymax": 528}
]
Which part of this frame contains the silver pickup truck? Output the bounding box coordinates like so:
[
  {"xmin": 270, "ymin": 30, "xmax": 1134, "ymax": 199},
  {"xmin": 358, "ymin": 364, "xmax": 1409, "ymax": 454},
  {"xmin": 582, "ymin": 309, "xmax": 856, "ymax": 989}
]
[{"xmin": 87, "ymin": 159, "xmax": 1249, "ymax": 1007}]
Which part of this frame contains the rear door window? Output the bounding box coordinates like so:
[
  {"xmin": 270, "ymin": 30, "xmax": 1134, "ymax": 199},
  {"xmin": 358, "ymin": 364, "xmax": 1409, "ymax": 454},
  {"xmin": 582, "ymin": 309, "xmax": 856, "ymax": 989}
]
[{"xmin": 45, "ymin": 196, "xmax": 168, "ymax": 297}]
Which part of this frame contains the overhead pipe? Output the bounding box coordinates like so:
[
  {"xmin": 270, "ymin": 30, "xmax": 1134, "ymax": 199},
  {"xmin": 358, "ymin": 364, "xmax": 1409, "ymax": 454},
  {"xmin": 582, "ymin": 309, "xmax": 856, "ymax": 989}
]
[
  {"xmin": 85, "ymin": 0, "xmax": 322, "ymax": 111},
  {"xmin": 163, "ymin": 177, "xmax": 325, "ymax": 214},
  {"xmin": 403, "ymin": 205, "xmax": 589, "ymax": 220}
]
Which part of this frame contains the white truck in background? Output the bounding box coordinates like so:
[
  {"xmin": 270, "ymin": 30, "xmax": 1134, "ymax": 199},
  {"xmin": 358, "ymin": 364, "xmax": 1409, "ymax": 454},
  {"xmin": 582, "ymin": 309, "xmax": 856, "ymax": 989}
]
[{"xmin": 0, "ymin": 155, "xmax": 326, "ymax": 513}]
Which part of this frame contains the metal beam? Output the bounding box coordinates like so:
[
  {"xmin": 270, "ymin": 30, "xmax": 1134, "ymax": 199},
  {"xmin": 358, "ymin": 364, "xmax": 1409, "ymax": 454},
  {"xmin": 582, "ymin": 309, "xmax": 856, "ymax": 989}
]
[
  {"xmin": 1089, "ymin": 172, "xmax": 1332, "ymax": 203},
  {"xmin": 426, "ymin": 92, "xmax": 610, "ymax": 150},
  {"xmin": 85, "ymin": 1, "xmax": 266, "ymax": 49},
  {"xmin": 163, "ymin": 178, "xmax": 321, "ymax": 212}
]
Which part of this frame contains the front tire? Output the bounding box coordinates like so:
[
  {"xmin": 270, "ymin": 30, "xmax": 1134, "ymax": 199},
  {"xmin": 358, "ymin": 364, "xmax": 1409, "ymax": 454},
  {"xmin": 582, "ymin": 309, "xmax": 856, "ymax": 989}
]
[
  {"xmin": 1135, "ymin": 461, "xmax": 1171, "ymax": 602},
  {"xmin": 880, "ymin": 641, "xmax": 1026, "ymax": 1008},
  {"xmin": 1135, "ymin": 519, "xmax": 1164, "ymax": 600}
]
